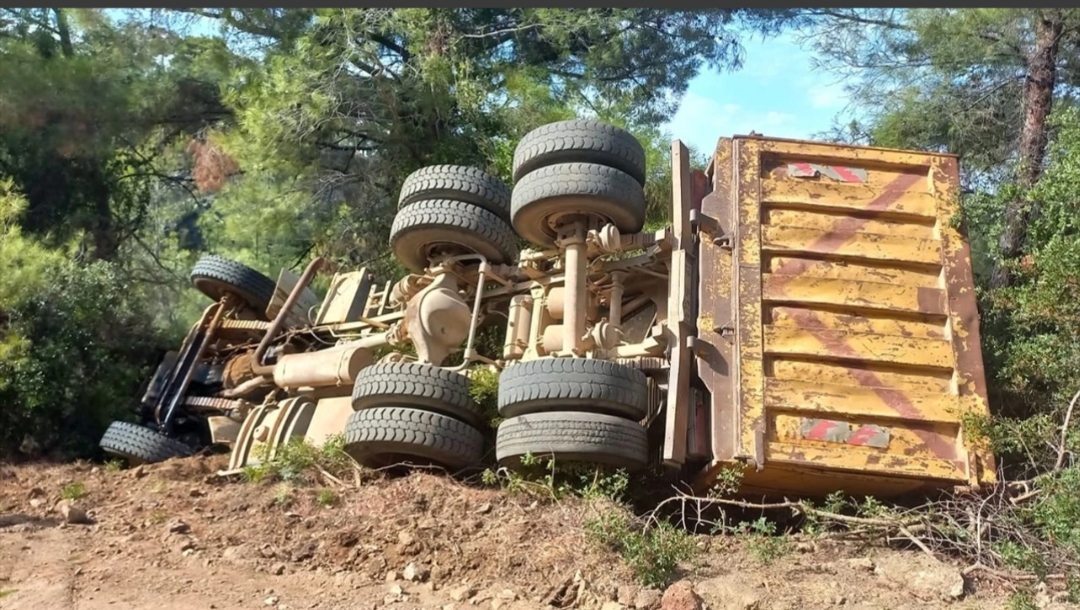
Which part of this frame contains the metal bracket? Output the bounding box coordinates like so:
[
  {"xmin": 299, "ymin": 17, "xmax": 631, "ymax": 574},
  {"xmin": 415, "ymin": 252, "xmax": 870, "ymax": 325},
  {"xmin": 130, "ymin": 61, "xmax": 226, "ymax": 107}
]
[
  {"xmin": 689, "ymin": 209, "xmax": 732, "ymax": 250},
  {"xmin": 713, "ymin": 323, "xmax": 735, "ymax": 343},
  {"xmin": 689, "ymin": 209, "xmax": 717, "ymax": 233}
]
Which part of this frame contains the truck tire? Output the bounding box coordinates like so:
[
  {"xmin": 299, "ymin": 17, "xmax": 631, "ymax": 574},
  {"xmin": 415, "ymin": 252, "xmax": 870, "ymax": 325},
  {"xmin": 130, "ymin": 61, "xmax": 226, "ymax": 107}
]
[
  {"xmin": 190, "ymin": 254, "xmax": 277, "ymax": 319},
  {"xmin": 389, "ymin": 199, "xmax": 519, "ymax": 273},
  {"xmin": 343, "ymin": 407, "xmax": 485, "ymax": 471},
  {"xmin": 513, "ymin": 120, "xmax": 647, "ymax": 186},
  {"xmin": 498, "ymin": 358, "xmax": 649, "ymax": 420},
  {"xmin": 510, "ymin": 163, "xmax": 646, "ymax": 247},
  {"xmin": 99, "ymin": 421, "xmax": 193, "ymax": 465},
  {"xmin": 352, "ymin": 362, "xmax": 487, "ymax": 429},
  {"xmin": 495, "ymin": 411, "xmax": 648, "ymax": 471},
  {"xmin": 399, "ymin": 165, "xmax": 512, "ymax": 222}
]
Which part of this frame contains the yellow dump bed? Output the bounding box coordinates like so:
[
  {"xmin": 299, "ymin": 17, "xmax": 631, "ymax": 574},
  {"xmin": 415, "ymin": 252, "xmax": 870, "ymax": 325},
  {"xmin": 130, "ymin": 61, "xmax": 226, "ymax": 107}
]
[{"xmin": 694, "ymin": 135, "xmax": 995, "ymax": 497}]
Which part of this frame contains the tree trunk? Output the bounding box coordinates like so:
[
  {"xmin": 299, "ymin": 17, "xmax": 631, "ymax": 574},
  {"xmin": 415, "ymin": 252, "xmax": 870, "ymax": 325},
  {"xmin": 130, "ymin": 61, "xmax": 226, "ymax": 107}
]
[
  {"xmin": 991, "ymin": 14, "xmax": 1063, "ymax": 289},
  {"xmin": 52, "ymin": 9, "xmax": 75, "ymax": 58}
]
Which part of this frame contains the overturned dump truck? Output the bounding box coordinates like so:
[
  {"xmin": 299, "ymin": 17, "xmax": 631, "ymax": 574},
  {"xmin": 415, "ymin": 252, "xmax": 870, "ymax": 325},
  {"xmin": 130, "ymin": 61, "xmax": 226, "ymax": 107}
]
[{"xmin": 100, "ymin": 119, "xmax": 997, "ymax": 498}]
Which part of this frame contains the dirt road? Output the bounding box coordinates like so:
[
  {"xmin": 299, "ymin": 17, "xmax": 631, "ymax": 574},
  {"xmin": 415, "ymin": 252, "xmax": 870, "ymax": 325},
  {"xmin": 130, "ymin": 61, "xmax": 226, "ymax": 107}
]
[{"xmin": 0, "ymin": 456, "xmax": 1057, "ymax": 610}]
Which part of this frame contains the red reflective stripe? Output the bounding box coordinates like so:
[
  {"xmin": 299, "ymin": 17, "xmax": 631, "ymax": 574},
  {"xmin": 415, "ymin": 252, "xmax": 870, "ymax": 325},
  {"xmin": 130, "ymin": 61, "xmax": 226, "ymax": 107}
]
[
  {"xmin": 805, "ymin": 419, "xmax": 839, "ymax": 441},
  {"xmin": 831, "ymin": 165, "xmax": 862, "ymax": 183},
  {"xmin": 847, "ymin": 426, "xmax": 878, "ymax": 446}
]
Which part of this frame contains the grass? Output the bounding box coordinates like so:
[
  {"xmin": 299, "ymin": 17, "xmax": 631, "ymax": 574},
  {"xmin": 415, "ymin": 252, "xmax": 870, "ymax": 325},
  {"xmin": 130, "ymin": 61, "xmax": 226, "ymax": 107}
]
[
  {"xmin": 60, "ymin": 481, "xmax": 86, "ymax": 501},
  {"xmin": 1006, "ymin": 589, "xmax": 1039, "ymax": 610},
  {"xmin": 480, "ymin": 451, "xmax": 694, "ymax": 588},
  {"xmin": 317, "ymin": 488, "xmax": 339, "ymax": 507},
  {"xmin": 272, "ymin": 484, "xmax": 294, "ymax": 509},
  {"xmin": 242, "ymin": 434, "xmax": 352, "ymax": 484}
]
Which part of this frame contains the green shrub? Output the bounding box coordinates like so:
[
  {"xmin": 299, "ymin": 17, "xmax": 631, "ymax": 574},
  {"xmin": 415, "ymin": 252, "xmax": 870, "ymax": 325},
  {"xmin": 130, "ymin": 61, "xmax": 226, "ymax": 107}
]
[
  {"xmin": 585, "ymin": 509, "xmax": 696, "ymax": 588},
  {"xmin": 0, "ymin": 180, "xmax": 163, "ymax": 459}
]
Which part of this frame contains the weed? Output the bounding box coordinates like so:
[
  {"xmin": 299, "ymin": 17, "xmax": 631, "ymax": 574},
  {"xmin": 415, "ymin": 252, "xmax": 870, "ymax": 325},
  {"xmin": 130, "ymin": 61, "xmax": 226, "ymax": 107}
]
[
  {"xmin": 481, "ymin": 453, "xmax": 631, "ymax": 503},
  {"xmin": 585, "ymin": 510, "xmax": 696, "ymax": 588},
  {"xmin": 1067, "ymin": 574, "xmax": 1080, "ymax": 604},
  {"xmin": 242, "ymin": 463, "xmax": 271, "ymax": 484},
  {"xmin": 1006, "ymin": 589, "xmax": 1039, "ymax": 610},
  {"xmin": 60, "ymin": 481, "xmax": 86, "ymax": 501},
  {"xmin": 272, "ymin": 484, "xmax": 294, "ymax": 508},
  {"xmin": 317, "ymin": 488, "xmax": 339, "ymax": 507},
  {"xmin": 0, "ymin": 589, "xmax": 15, "ymax": 599},
  {"xmin": 738, "ymin": 517, "xmax": 791, "ymax": 564},
  {"xmin": 104, "ymin": 459, "xmax": 123, "ymax": 473},
  {"xmin": 242, "ymin": 435, "xmax": 354, "ymax": 485},
  {"xmin": 147, "ymin": 508, "xmax": 169, "ymax": 525},
  {"xmin": 468, "ymin": 365, "xmax": 501, "ymax": 426},
  {"xmin": 707, "ymin": 466, "xmax": 744, "ymax": 498},
  {"xmin": 993, "ymin": 540, "xmax": 1042, "ymax": 571}
]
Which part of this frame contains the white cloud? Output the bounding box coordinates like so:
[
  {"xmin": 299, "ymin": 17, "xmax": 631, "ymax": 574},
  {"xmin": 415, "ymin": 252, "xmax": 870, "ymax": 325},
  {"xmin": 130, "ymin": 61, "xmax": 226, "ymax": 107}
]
[
  {"xmin": 805, "ymin": 81, "xmax": 849, "ymax": 110},
  {"xmin": 661, "ymin": 32, "xmax": 857, "ymax": 153}
]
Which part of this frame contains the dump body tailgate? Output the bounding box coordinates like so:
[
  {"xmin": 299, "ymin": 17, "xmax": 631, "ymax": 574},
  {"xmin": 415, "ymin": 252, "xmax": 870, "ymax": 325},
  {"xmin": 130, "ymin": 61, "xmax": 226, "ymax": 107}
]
[{"xmin": 696, "ymin": 136, "xmax": 996, "ymax": 497}]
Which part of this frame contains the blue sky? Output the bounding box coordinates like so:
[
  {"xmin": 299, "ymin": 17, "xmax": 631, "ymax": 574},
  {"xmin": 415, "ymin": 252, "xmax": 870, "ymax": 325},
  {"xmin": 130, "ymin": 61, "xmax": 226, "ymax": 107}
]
[{"xmin": 662, "ymin": 31, "xmax": 855, "ymax": 156}]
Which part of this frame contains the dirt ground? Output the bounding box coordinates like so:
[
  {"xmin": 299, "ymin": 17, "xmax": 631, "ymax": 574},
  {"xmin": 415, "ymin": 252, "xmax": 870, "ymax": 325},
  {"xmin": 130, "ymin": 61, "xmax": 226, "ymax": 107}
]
[{"xmin": 0, "ymin": 455, "xmax": 1070, "ymax": 610}]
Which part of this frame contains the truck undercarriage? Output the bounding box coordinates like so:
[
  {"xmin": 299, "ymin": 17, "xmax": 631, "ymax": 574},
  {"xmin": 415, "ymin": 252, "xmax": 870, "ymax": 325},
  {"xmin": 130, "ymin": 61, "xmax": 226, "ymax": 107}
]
[{"xmin": 101, "ymin": 119, "xmax": 997, "ymax": 498}]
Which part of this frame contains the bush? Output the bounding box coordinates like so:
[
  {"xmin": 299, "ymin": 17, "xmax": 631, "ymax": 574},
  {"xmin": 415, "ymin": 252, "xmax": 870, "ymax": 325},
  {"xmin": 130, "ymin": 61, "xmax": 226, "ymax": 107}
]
[{"xmin": 0, "ymin": 180, "xmax": 163, "ymax": 458}]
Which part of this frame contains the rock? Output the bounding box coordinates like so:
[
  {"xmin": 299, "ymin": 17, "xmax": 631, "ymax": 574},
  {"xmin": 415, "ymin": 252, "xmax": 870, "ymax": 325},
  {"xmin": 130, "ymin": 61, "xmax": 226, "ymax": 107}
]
[
  {"xmin": 491, "ymin": 599, "xmax": 505, "ymax": 610},
  {"xmin": 476, "ymin": 503, "xmax": 492, "ymax": 514},
  {"xmin": 845, "ymin": 557, "xmax": 875, "ymax": 572},
  {"xmin": 602, "ymin": 603, "xmax": 627, "ymax": 610},
  {"xmin": 190, "ymin": 488, "xmax": 205, "ymax": 498},
  {"xmin": 385, "ymin": 571, "xmax": 399, "ymax": 582},
  {"xmin": 388, "ymin": 584, "xmax": 404, "ymax": 597},
  {"xmin": 28, "ymin": 487, "xmax": 45, "ymax": 499},
  {"xmin": 264, "ymin": 596, "xmax": 278, "ymax": 606},
  {"xmin": 443, "ymin": 605, "xmax": 456, "ymax": 610},
  {"xmin": 450, "ymin": 584, "xmax": 478, "ymax": 602},
  {"xmin": 498, "ymin": 589, "xmax": 517, "ymax": 601},
  {"xmin": 290, "ymin": 540, "xmax": 317, "ymax": 562},
  {"xmin": 271, "ymin": 563, "xmax": 287, "ymax": 576},
  {"xmin": 618, "ymin": 585, "xmax": 641, "ymax": 605},
  {"xmin": 403, "ymin": 562, "xmax": 430, "ymax": 582},
  {"xmin": 911, "ymin": 568, "xmax": 965, "ymax": 600},
  {"xmin": 693, "ymin": 578, "xmax": 762, "ymax": 610},
  {"xmin": 55, "ymin": 500, "xmax": 91, "ymax": 524},
  {"xmin": 398, "ymin": 530, "xmax": 416, "ymax": 546},
  {"xmin": 874, "ymin": 556, "xmax": 965, "ymax": 600},
  {"xmin": 633, "ymin": 588, "xmax": 662, "ymax": 610},
  {"xmin": 29, "ymin": 498, "xmax": 45, "ymax": 509},
  {"xmin": 794, "ymin": 542, "xmax": 815, "ymax": 553},
  {"xmin": 168, "ymin": 520, "xmax": 190, "ymax": 534},
  {"xmin": 660, "ymin": 581, "xmax": 702, "ymax": 610}
]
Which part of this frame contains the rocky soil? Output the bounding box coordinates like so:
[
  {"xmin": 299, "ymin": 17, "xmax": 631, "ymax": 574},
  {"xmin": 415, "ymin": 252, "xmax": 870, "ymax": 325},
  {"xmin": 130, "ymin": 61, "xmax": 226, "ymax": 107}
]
[{"xmin": 0, "ymin": 456, "xmax": 1068, "ymax": 609}]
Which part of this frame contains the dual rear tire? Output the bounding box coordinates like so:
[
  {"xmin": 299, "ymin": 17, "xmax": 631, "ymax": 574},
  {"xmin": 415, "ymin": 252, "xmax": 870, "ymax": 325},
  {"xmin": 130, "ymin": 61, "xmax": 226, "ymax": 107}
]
[
  {"xmin": 494, "ymin": 358, "xmax": 652, "ymax": 471},
  {"xmin": 343, "ymin": 362, "xmax": 486, "ymax": 471}
]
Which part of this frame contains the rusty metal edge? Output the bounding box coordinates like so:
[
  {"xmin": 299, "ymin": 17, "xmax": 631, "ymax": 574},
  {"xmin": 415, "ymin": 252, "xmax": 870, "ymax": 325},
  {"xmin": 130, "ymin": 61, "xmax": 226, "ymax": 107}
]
[
  {"xmin": 934, "ymin": 156, "xmax": 998, "ymax": 487},
  {"xmin": 696, "ymin": 137, "xmax": 736, "ymax": 471},
  {"xmin": 731, "ymin": 134, "xmax": 960, "ymax": 160},
  {"xmin": 735, "ymin": 139, "xmax": 766, "ymax": 469},
  {"xmin": 662, "ymin": 140, "xmax": 695, "ymax": 467}
]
